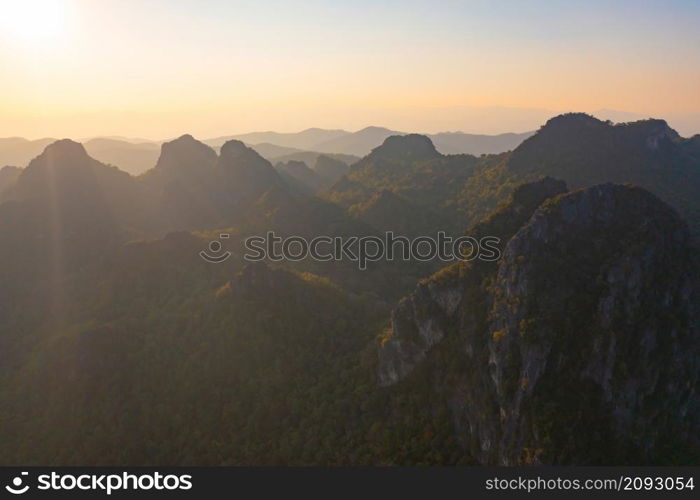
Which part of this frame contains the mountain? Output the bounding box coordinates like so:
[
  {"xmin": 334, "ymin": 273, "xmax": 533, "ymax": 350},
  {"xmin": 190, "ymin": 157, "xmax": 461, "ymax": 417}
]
[
  {"xmin": 217, "ymin": 139, "xmax": 283, "ymax": 211},
  {"xmin": 214, "ymin": 141, "xmax": 357, "ymax": 181},
  {"xmin": 151, "ymin": 133, "xmax": 217, "ymax": 174},
  {"xmin": 204, "ymin": 128, "xmax": 349, "ymax": 150},
  {"xmin": 308, "ymin": 127, "xmax": 533, "ymax": 157},
  {"xmin": 0, "ymin": 137, "xmax": 162, "ymax": 175},
  {"xmin": 0, "ymin": 137, "xmax": 57, "ymax": 167},
  {"xmin": 505, "ymin": 113, "xmax": 700, "ymax": 236},
  {"xmin": 0, "ymin": 140, "xmax": 146, "ymax": 283},
  {"xmin": 324, "ymin": 133, "xmax": 503, "ymax": 234},
  {"xmin": 379, "ymin": 181, "xmax": 699, "ymax": 464},
  {"xmin": 274, "ymin": 160, "xmax": 324, "ymax": 193},
  {"xmin": 1, "ymin": 114, "xmax": 699, "ymax": 467},
  {"xmin": 270, "ymin": 151, "xmax": 359, "ymax": 168},
  {"xmin": 83, "ymin": 138, "xmax": 160, "ymax": 175},
  {"xmin": 263, "ymin": 154, "xmax": 353, "ymax": 195},
  {"xmin": 326, "ymin": 114, "xmax": 700, "ymax": 238},
  {"xmin": 12, "ymin": 139, "xmax": 140, "ymax": 225},
  {"xmin": 141, "ymin": 135, "xmax": 285, "ymax": 230},
  {"xmin": 430, "ymin": 131, "xmax": 533, "ymax": 155},
  {"xmin": 0, "ymin": 166, "xmax": 21, "ymax": 197},
  {"xmin": 349, "ymin": 189, "xmax": 442, "ymax": 237},
  {"xmin": 313, "ymin": 155, "xmax": 350, "ymax": 184},
  {"xmin": 140, "ymin": 134, "xmax": 221, "ymax": 229},
  {"xmin": 203, "ymin": 126, "xmax": 534, "ymax": 158},
  {"xmin": 315, "ymin": 126, "xmax": 402, "ymax": 156},
  {"xmin": 247, "ymin": 142, "xmax": 304, "ymax": 160},
  {"xmin": 365, "ymin": 134, "xmax": 441, "ymax": 162}
]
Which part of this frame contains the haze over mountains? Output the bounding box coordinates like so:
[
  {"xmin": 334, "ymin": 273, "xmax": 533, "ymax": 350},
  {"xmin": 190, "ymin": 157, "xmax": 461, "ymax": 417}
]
[
  {"xmin": 0, "ymin": 127, "xmax": 535, "ymax": 176},
  {"xmin": 0, "ymin": 112, "xmax": 698, "ymax": 466},
  {"xmin": 202, "ymin": 127, "xmax": 536, "ymax": 159},
  {"xmin": 5, "ymin": 111, "xmax": 697, "ymax": 178}
]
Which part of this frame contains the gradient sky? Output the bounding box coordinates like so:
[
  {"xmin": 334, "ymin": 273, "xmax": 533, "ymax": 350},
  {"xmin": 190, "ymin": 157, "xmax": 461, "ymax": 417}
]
[{"xmin": 1, "ymin": 0, "xmax": 699, "ymax": 139}]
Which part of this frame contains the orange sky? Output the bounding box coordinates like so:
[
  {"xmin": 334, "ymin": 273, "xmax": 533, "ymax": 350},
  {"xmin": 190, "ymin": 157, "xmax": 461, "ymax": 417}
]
[{"xmin": 1, "ymin": 0, "xmax": 699, "ymax": 138}]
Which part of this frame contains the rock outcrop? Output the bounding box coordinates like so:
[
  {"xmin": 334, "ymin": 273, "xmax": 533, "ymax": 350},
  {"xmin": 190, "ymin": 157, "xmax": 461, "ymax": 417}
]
[
  {"xmin": 367, "ymin": 134, "xmax": 441, "ymax": 162},
  {"xmin": 379, "ymin": 181, "xmax": 699, "ymax": 465},
  {"xmin": 153, "ymin": 134, "xmax": 217, "ymax": 173}
]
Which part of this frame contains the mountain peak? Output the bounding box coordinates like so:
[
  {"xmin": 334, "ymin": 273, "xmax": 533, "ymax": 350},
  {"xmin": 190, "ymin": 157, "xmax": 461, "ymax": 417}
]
[
  {"xmin": 220, "ymin": 139, "xmax": 266, "ymax": 162},
  {"xmin": 368, "ymin": 134, "xmax": 440, "ymax": 161},
  {"xmin": 34, "ymin": 139, "xmax": 90, "ymax": 166},
  {"xmin": 219, "ymin": 140, "xmax": 278, "ymax": 176},
  {"xmin": 155, "ymin": 134, "xmax": 216, "ymax": 172},
  {"xmin": 539, "ymin": 112, "xmax": 610, "ymax": 134},
  {"xmin": 216, "ymin": 140, "xmax": 281, "ymax": 204},
  {"xmin": 619, "ymin": 118, "xmax": 680, "ymax": 149},
  {"xmin": 357, "ymin": 126, "xmax": 394, "ymax": 134},
  {"xmin": 20, "ymin": 139, "xmax": 98, "ymax": 178},
  {"xmin": 43, "ymin": 138, "xmax": 88, "ymax": 154}
]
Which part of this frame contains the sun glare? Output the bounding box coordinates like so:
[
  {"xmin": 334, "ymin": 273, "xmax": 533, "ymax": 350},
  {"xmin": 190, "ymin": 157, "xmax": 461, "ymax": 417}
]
[{"xmin": 0, "ymin": 0, "xmax": 73, "ymax": 47}]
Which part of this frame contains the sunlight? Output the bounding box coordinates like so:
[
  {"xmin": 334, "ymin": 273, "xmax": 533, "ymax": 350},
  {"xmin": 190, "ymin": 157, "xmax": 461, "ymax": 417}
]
[{"xmin": 0, "ymin": 0, "xmax": 74, "ymax": 47}]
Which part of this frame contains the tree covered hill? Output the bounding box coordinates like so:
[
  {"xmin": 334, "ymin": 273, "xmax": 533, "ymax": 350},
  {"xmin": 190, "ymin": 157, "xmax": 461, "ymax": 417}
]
[{"xmin": 324, "ymin": 113, "xmax": 700, "ymax": 238}]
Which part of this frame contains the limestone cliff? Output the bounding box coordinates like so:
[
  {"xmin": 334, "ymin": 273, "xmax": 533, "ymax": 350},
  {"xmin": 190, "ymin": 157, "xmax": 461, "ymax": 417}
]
[{"xmin": 379, "ymin": 181, "xmax": 699, "ymax": 464}]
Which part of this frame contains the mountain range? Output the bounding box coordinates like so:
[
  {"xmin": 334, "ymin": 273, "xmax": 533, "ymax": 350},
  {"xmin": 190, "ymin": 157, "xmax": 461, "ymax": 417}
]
[
  {"xmin": 0, "ymin": 112, "xmax": 697, "ymax": 466},
  {"xmin": 0, "ymin": 127, "xmax": 534, "ymax": 176}
]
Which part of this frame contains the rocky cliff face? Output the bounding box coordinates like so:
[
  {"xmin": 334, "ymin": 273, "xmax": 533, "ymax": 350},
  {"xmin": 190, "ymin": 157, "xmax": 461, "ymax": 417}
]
[
  {"xmin": 378, "ymin": 177, "xmax": 567, "ymax": 387},
  {"xmin": 378, "ymin": 181, "xmax": 699, "ymax": 464}
]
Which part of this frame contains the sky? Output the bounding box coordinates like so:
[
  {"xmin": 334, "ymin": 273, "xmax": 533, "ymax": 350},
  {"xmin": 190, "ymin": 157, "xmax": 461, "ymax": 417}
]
[{"xmin": 1, "ymin": 0, "xmax": 699, "ymax": 139}]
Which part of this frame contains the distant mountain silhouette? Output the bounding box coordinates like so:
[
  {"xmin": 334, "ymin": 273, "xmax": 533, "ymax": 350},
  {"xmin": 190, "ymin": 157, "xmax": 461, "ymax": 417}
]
[
  {"xmin": 313, "ymin": 127, "xmax": 533, "ymax": 156},
  {"xmin": 83, "ymin": 138, "xmax": 160, "ymax": 176},
  {"xmin": 0, "ymin": 137, "xmax": 161, "ymax": 176},
  {"xmin": 204, "ymin": 128, "xmax": 348, "ymax": 150},
  {"xmin": 204, "ymin": 126, "xmax": 534, "ymax": 158},
  {"xmin": 314, "ymin": 126, "xmax": 401, "ymax": 156},
  {"xmin": 0, "ymin": 137, "xmax": 56, "ymax": 166},
  {"xmin": 0, "ymin": 127, "xmax": 534, "ymax": 175},
  {"xmin": 246, "ymin": 142, "xmax": 304, "ymax": 159},
  {"xmin": 430, "ymin": 131, "xmax": 533, "ymax": 155}
]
